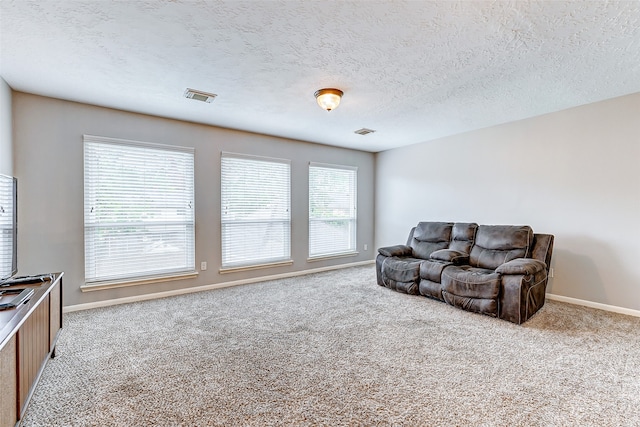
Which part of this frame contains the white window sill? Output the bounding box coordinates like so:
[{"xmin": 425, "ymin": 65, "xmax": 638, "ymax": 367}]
[
  {"xmin": 219, "ymin": 260, "xmax": 294, "ymax": 274},
  {"xmin": 307, "ymin": 252, "xmax": 359, "ymax": 262},
  {"xmin": 81, "ymin": 271, "xmax": 199, "ymax": 292}
]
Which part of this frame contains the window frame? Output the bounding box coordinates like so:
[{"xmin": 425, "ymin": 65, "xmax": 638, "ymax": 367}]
[
  {"xmin": 308, "ymin": 162, "xmax": 358, "ymax": 260},
  {"xmin": 83, "ymin": 135, "xmax": 196, "ymax": 287},
  {"xmin": 220, "ymin": 152, "xmax": 292, "ymax": 272}
]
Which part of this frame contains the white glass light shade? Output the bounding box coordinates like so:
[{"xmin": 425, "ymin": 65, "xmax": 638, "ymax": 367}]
[{"xmin": 314, "ymin": 88, "xmax": 343, "ymax": 112}]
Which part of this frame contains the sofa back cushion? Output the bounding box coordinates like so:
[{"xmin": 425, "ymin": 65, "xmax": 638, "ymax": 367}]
[
  {"xmin": 469, "ymin": 225, "xmax": 533, "ymax": 270},
  {"xmin": 409, "ymin": 222, "xmax": 453, "ymax": 259},
  {"xmin": 449, "ymin": 222, "xmax": 478, "ymax": 254}
]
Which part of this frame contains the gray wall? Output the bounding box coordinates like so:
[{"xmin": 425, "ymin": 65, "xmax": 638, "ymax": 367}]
[
  {"xmin": 0, "ymin": 78, "xmax": 12, "ymax": 175},
  {"xmin": 375, "ymin": 92, "xmax": 640, "ymax": 311},
  {"xmin": 13, "ymin": 92, "xmax": 375, "ymax": 306}
]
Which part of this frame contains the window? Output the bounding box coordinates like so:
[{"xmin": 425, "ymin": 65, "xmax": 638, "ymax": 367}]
[
  {"xmin": 221, "ymin": 152, "xmax": 291, "ymax": 269},
  {"xmin": 84, "ymin": 136, "xmax": 195, "ymax": 283},
  {"xmin": 0, "ymin": 174, "xmax": 17, "ymax": 281},
  {"xmin": 309, "ymin": 163, "xmax": 357, "ymax": 258}
]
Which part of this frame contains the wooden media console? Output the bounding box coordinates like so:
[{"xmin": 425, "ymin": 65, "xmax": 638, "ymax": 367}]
[{"xmin": 0, "ymin": 272, "xmax": 63, "ymax": 427}]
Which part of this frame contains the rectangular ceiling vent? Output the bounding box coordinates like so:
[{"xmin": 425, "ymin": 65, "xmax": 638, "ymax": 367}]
[
  {"xmin": 354, "ymin": 128, "xmax": 376, "ymax": 136},
  {"xmin": 184, "ymin": 88, "xmax": 217, "ymax": 103}
]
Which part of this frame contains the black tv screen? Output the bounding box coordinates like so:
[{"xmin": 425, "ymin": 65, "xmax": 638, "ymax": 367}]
[{"xmin": 0, "ymin": 174, "xmax": 17, "ymax": 283}]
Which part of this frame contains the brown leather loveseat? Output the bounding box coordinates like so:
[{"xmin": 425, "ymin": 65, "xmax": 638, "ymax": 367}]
[{"xmin": 376, "ymin": 222, "xmax": 554, "ymax": 324}]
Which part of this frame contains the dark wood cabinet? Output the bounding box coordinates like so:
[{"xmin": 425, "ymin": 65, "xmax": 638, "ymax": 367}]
[{"xmin": 0, "ymin": 273, "xmax": 63, "ymax": 427}]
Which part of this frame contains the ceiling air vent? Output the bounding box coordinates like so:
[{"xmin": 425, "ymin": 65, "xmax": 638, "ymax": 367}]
[
  {"xmin": 184, "ymin": 88, "xmax": 217, "ymax": 103},
  {"xmin": 354, "ymin": 128, "xmax": 376, "ymax": 136}
]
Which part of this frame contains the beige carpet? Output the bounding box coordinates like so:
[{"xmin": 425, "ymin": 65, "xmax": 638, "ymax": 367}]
[{"xmin": 21, "ymin": 265, "xmax": 640, "ymax": 426}]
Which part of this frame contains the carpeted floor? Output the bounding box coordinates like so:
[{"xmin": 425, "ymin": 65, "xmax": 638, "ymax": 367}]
[{"xmin": 21, "ymin": 265, "xmax": 640, "ymax": 426}]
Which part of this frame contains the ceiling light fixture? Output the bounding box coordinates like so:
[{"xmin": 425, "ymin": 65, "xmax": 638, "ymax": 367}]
[
  {"xmin": 354, "ymin": 128, "xmax": 376, "ymax": 135},
  {"xmin": 314, "ymin": 88, "xmax": 343, "ymax": 112}
]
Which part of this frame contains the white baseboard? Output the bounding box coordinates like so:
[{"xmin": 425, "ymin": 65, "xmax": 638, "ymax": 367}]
[
  {"xmin": 64, "ymin": 260, "xmax": 375, "ymax": 313},
  {"xmin": 546, "ymin": 293, "xmax": 640, "ymax": 318}
]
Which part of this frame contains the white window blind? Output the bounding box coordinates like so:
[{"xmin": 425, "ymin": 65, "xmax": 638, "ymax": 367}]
[
  {"xmin": 221, "ymin": 152, "xmax": 291, "ymax": 268},
  {"xmin": 309, "ymin": 163, "xmax": 357, "ymax": 258},
  {"xmin": 84, "ymin": 136, "xmax": 195, "ymax": 283},
  {"xmin": 0, "ymin": 174, "xmax": 16, "ymax": 280}
]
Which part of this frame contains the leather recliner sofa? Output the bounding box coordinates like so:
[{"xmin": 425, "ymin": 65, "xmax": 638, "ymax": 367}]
[{"xmin": 376, "ymin": 222, "xmax": 554, "ymax": 324}]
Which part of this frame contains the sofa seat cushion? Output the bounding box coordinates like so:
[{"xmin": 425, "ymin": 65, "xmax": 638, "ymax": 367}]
[
  {"xmin": 381, "ymin": 257, "xmax": 422, "ymax": 281},
  {"xmin": 420, "ymin": 259, "xmax": 450, "ymax": 282},
  {"xmin": 441, "ymin": 265, "xmax": 501, "ymax": 316},
  {"xmin": 379, "ymin": 257, "xmax": 422, "ymax": 295},
  {"xmin": 441, "ymin": 265, "xmax": 501, "ymax": 299}
]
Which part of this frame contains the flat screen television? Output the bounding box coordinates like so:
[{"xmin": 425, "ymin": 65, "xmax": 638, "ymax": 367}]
[{"xmin": 0, "ymin": 174, "xmax": 17, "ymax": 284}]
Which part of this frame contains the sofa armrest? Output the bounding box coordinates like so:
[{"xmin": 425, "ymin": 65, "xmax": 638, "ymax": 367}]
[
  {"xmin": 430, "ymin": 249, "xmax": 469, "ymax": 265},
  {"xmin": 378, "ymin": 245, "xmax": 413, "ymax": 257},
  {"xmin": 500, "ymin": 269, "xmax": 549, "ymax": 324},
  {"xmin": 495, "ymin": 258, "xmax": 546, "ymax": 275}
]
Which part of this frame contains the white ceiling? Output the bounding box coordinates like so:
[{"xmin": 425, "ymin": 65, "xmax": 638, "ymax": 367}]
[{"xmin": 1, "ymin": 1, "xmax": 639, "ymax": 153}]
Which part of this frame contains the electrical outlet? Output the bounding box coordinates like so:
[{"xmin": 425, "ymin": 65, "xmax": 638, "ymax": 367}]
[
  {"xmin": 201, "ymin": 261, "xmax": 207, "ymax": 271},
  {"xmin": 364, "ymin": 244, "xmax": 368, "ymax": 251},
  {"xmin": 549, "ymin": 268, "xmax": 554, "ymax": 278}
]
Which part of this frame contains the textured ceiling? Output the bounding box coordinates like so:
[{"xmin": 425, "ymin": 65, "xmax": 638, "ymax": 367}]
[{"xmin": 1, "ymin": 1, "xmax": 639, "ymax": 152}]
